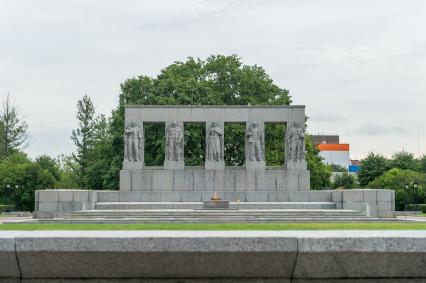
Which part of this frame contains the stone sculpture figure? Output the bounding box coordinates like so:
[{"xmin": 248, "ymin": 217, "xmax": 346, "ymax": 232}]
[
  {"xmin": 246, "ymin": 121, "xmax": 264, "ymax": 161},
  {"xmin": 166, "ymin": 121, "xmax": 183, "ymax": 161},
  {"xmin": 207, "ymin": 122, "xmax": 224, "ymax": 162},
  {"xmin": 288, "ymin": 122, "xmax": 305, "ymax": 162},
  {"xmin": 124, "ymin": 121, "xmax": 143, "ymax": 162}
]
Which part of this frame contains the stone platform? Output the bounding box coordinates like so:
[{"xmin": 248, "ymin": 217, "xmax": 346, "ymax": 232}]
[{"xmin": 33, "ymin": 189, "xmax": 395, "ymax": 220}]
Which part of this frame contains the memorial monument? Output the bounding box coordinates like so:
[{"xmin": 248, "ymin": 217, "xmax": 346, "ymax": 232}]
[
  {"xmin": 34, "ymin": 104, "xmax": 395, "ymax": 219},
  {"xmin": 120, "ymin": 105, "xmax": 310, "ymax": 202}
]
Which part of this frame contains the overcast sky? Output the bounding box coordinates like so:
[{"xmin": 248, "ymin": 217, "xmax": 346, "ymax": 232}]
[{"xmin": 1, "ymin": 0, "xmax": 425, "ymax": 160}]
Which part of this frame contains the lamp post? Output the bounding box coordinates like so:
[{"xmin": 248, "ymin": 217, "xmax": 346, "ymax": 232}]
[
  {"xmin": 413, "ymin": 182, "xmax": 418, "ymax": 210},
  {"xmin": 404, "ymin": 184, "xmax": 409, "ymax": 211}
]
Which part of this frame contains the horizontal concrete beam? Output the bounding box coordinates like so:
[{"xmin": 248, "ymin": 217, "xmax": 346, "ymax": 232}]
[
  {"xmin": 1, "ymin": 231, "xmax": 426, "ymax": 280},
  {"xmin": 125, "ymin": 105, "xmax": 306, "ymax": 123}
]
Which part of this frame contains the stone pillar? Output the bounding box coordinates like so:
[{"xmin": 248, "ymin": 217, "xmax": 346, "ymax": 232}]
[
  {"xmin": 285, "ymin": 121, "xmax": 307, "ymax": 170},
  {"xmin": 245, "ymin": 121, "xmax": 266, "ymax": 169},
  {"xmin": 123, "ymin": 121, "xmax": 144, "ymax": 170},
  {"xmin": 164, "ymin": 121, "xmax": 184, "ymax": 169},
  {"xmin": 205, "ymin": 121, "xmax": 225, "ymax": 170}
]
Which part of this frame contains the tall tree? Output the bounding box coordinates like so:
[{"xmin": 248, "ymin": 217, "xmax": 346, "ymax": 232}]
[
  {"xmin": 71, "ymin": 95, "xmax": 97, "ymax": 188},
  {"xmin": 390, "ymin": 150, "xmax": 419, "ymax": 171},
  {"xmin": 0, "ymin": 94, "xmax": 28, "ymax": 159},
  {"xmin": 358, "ymin": 152, "xmax": 389, "ymax": 187}
]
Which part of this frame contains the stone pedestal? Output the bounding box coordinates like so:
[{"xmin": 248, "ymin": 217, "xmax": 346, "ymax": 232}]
[
  {"xmin": 122, "ymin": 161, "xmax": 144, "ymax": 170},
  {"xmin": 164, "ymin": 160, "xmax": 184, "ymax": 169},
  {"xmin": 203, "ymin": 200, "xmax": 230, "ymax": 209},
  {"xmin": 286, "ymin": 161, "xmax": 307, "ymax": 170},
  {"xmin": 245, "ymin": 161, "xmax": 266, "ymax": 170},
  {"xmin": 205, "ymin": 160, "xmax": 225, "ymax": 170}
]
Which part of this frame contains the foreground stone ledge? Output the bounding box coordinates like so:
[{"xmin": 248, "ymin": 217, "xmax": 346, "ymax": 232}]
[{"xmin": 0, "ymin": 231, "xmax": 426, "ymax": 281}]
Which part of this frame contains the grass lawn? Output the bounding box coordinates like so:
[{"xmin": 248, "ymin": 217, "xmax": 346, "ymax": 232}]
[{"xmin": 1, "ymin": 222, "xmax": 426, "ymax": 230}]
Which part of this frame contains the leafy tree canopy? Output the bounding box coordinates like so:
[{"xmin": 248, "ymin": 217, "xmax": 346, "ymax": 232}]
[
  {"xmin": 390, "ymin": 150, "xmax": 419, "ymax": 171},
  {"xmin": 368, "ymin": 168, "xmax": 426, "ymax": 210},
  {"xmin": 359, "ymin": 152, "xmax": 390, "ymax": 187}
]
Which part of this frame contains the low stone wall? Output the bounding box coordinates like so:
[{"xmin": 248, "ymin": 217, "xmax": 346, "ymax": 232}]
[
  {"xmin": 0, "ymin": 231, "xmax": 425, "ymax": 282},
  {"xmin": 34, "ymin": 189, "xmax": 395, "ymax": 219}
]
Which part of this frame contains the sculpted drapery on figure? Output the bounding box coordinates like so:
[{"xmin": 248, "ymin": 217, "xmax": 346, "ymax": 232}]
[
  {"xmin": 246, "ymin": 121, "xmax": 265, "ymax": 161},
  {"xmin": 166, "ymin": 121, "xmax": 183, "ymax": 161},
  {"xmin": 124, "ymin": 121, "xmax": 143, "ymax": 162},
  {"xmin": 206, "ymin": 122, "xmax": 224, "ymax": 162},
  {"xmin": 288, "ymin": 122, "xmax": 305, "ymax": 162}
]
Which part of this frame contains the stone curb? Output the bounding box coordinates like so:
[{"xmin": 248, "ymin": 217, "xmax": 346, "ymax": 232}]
[{"xmin": 0, "ymin": 231, "xmax": 426, "ymax": 280}]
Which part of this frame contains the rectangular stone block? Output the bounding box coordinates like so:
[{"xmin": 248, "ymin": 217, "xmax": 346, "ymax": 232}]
[
  {"xmin": 141, "ymin": 171, "xmax": 152, "ymax": 191},
  {"xmin": 377, "ymin": 201, "xmax": 392, "ymax": 211},
  {"xmin": 193, "ymin": 171, "xmax": 206, "ymax": 191},
  {"xmin": 205, "ymin": 171, "xmax": 215, "ymax": 191},
  {"xmin": 160, "ymin": 192, "xmax": 181, "ymax": 202},
  {"xmin": 224, "ymin": 171, "xmax": 235, "ymax": 191},
  {"xmin": 289, "ymin": 192, "xmax": 310, "ymax": 202},
  {"xmin": 131, "ymin": 170, "xmax": 142, "ymax": 190},
  {"xmin": 264, "ymin": 170, "xmax": 277, "ymax": 191},
  {"xmin": 58, "ymin": 190, "xmax": 74, "ymax": 201},
  {"xmin": 119, "ymin": 170, "xmax": 131, "ymax": 191},
  {"xmin": 119, "ymin": 192, "xmax": 141, "ymax": 202},
  {"xmin": 235, "ymin": 170, "xmax": 248, "ymax": 191},
  {"xmin": 331, "ymin": 190, "xmax": 343, "ymax": 202},
  {"xmin": 343, "ymin": 201, "xmax": 365, "ymax": 211},
  {"xmin": 173, "ymin": 171, "xmax": 194, "ymax": 191},
  {"xmin": 214, "ymin": 171, "xmax": 225, "ymax": 191},
  {"xmin": 309, "ymin": 191, "xmax": 332, "ymax": 202},
  {"xmin": 377, "ymin": 190, "xmax": 392, "ymax": 202},
  {"xmin": 363, "ymin": 190, "xmax": 377, "ymax": 202},
  {"xmin": 88, "ymin": 191, "xmax": 97, "ymax": 202},
  {"xmin": 254, "ymin": 170, "xmax": 267, "ymax": 191},
  {"xmin": 286, "ymin": 170, "xmax": 299, "ymax": 191},
  {"xmin": 38, "ymin": 191, "xmax": 59, "ymax": 202},
  {"xmin": 58, "ymin": 201, "xmax": 83, "ymax": 213},
  {"xmin": 268, "ymin": 191, "xmax": 289, "ymax": 202},
  {"xmin": 246, "ymin": 170, "xmax": 256, "ymax": 191},
  {"xmin": 277, "ymin": 171, "xmax": 286, "ymax": 191},
  {"xmin": 73, "ymin": 191, "xmax": 89, "ymax": 202},
  {"xmin": 343, "ymin": 190, "xmax": 364, "ymax": 202},
  {"xmin": 152, "ymin": 170, "xmax": 173, "ymax": 191},
  {"xmin": 38, "ymin": 202, "xmax": 58, "ymax": 212},
  {"xmin": 140, "ymin": 192, "xmax": 161, "ymax": 202},
  {"xmin": 97, "ymin": 191, "xmax": 119, "ymax": 202},
  {"xmin": 246, "ymin": 192, "xmax": 268, "ymax": 202},
  {"xmin": 298, "ymin": 170, "xmax": 310, "ymax": 191},
  {"xmin": 0, "ymin": 238, "xmax": 20, "ymax": 278},
  {"xmin": 181, "ymin": 192, "xmax": 202, "ymax": 202}
]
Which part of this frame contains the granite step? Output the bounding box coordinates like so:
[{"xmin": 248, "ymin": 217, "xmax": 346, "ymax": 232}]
[{"xmin": 94, "ymin": 202, "xmax": 337, "ymax": 210}]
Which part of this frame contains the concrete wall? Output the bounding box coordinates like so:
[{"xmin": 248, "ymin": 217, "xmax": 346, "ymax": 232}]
[
  {"xmin": 0, "ymin": 231, "xmax": 425, "ymax": 282},
  {"xmin": 34, "ymin": 189, "xmax": 395, "ymax": 219},
  {"xmin": 120, "ymin": 168, "xmax": 310, "ymax": 192}
]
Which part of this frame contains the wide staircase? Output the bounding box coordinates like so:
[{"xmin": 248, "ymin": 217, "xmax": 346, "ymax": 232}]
[{"xmin": 50, "ymin": 201, "xmax": 398, "ymax": 223}]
